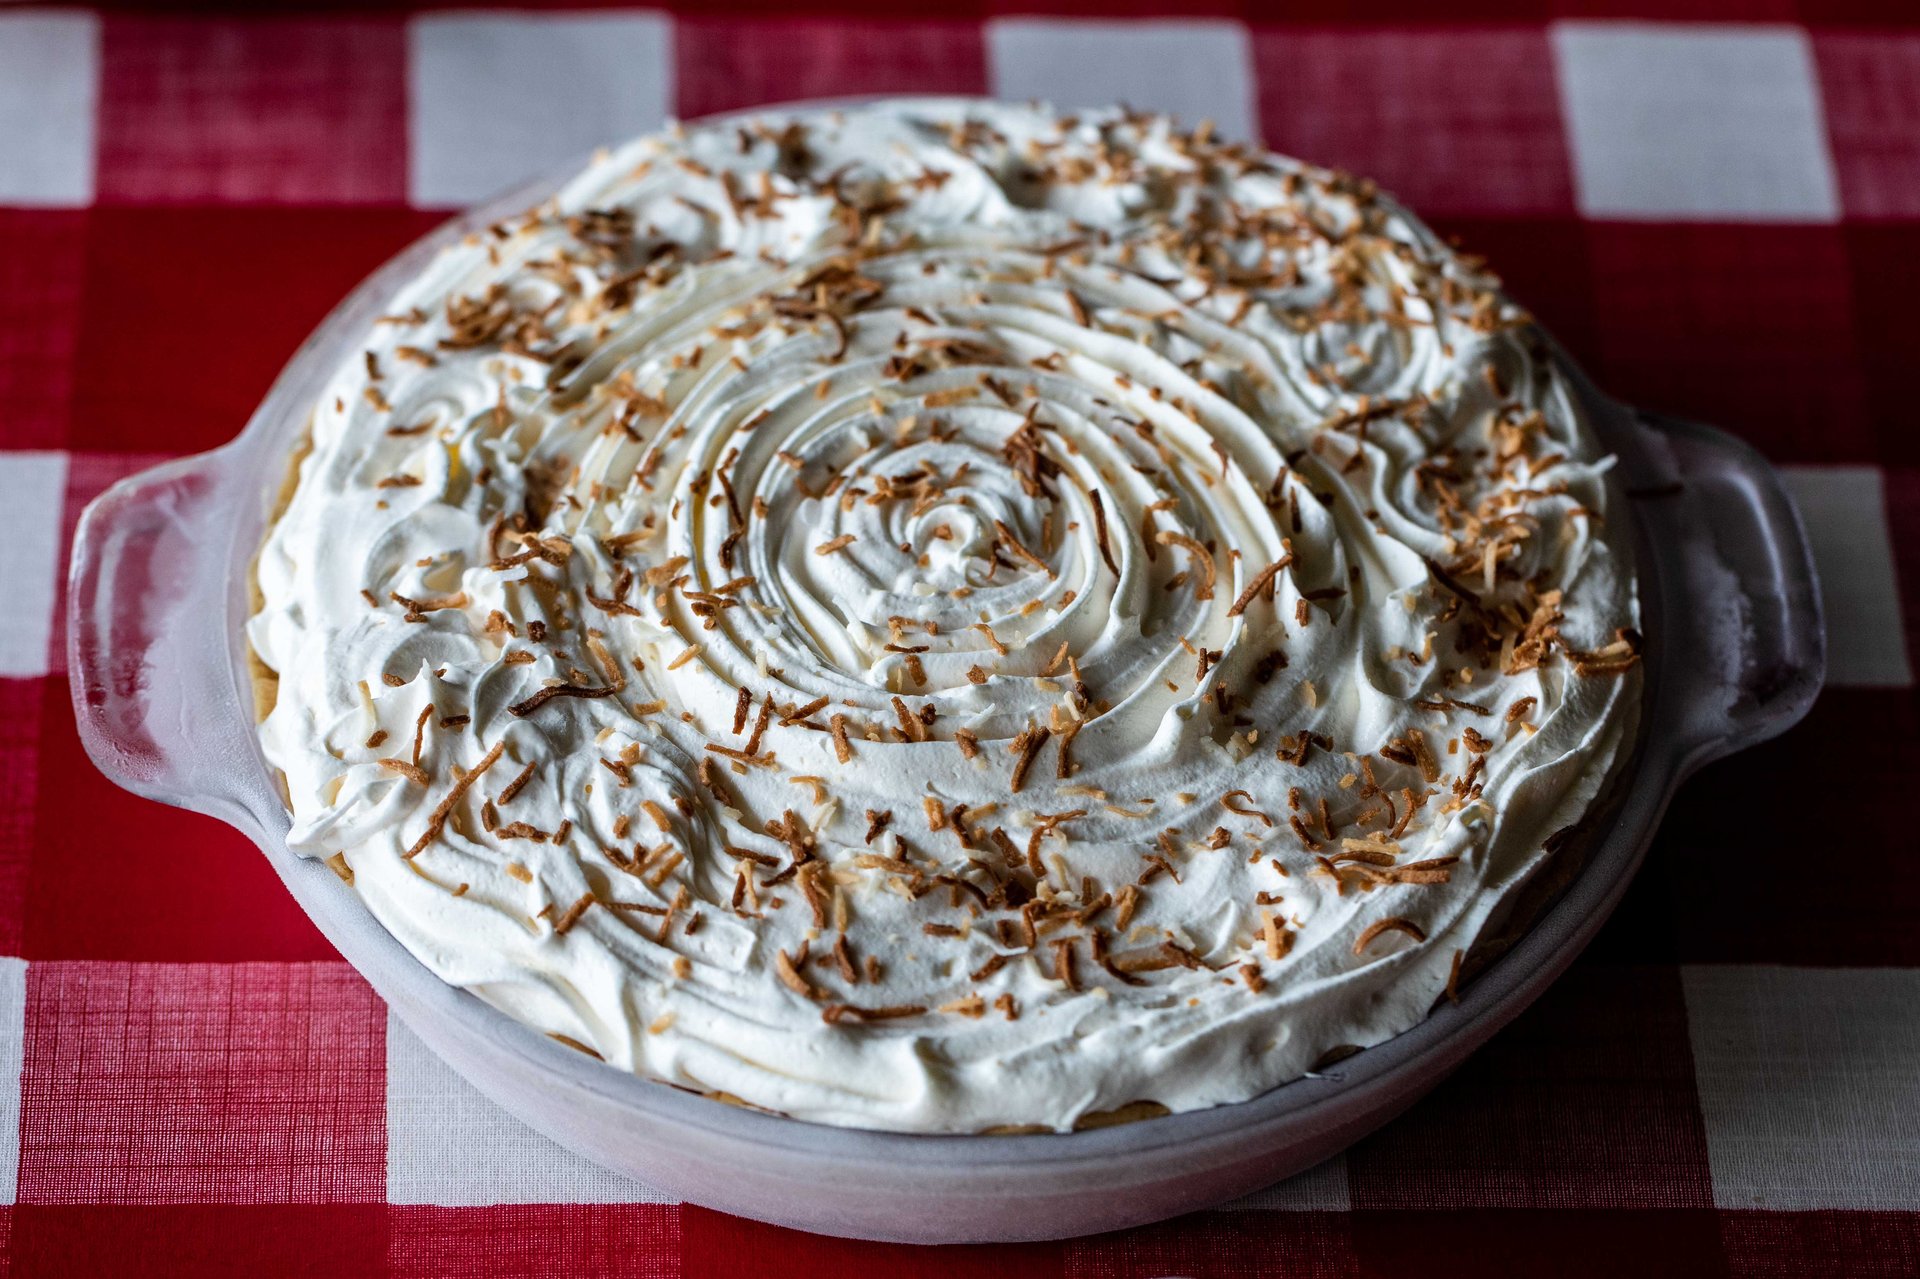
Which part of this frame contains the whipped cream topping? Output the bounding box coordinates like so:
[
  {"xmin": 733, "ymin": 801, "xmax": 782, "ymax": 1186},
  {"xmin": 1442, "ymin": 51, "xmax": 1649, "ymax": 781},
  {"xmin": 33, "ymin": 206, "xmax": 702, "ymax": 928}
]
[{"xmin": 250, "ymin": 100, "xmax": 1641, "ymax": 1133}]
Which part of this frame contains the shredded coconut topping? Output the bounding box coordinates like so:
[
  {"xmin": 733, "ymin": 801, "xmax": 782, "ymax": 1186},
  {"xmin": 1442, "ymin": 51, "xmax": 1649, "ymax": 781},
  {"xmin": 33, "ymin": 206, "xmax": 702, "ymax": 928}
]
[{"xmin": 251, "ymin": 100, "xmax": 1640, "ymax": 1133}]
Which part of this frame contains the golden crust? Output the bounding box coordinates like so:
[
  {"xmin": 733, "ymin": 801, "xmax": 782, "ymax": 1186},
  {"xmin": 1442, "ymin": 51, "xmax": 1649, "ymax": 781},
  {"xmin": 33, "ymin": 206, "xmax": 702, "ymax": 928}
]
[{"xmin": 247, "ymin": 422, "xmax": 313, "ymax": 730}]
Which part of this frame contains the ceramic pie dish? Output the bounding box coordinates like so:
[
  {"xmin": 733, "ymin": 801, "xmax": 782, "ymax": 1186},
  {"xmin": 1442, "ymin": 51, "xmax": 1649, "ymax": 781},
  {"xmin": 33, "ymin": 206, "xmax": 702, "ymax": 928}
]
[{"xmin": 68, "ymin": 99, "xmax": 1821, "ymax": 1243}]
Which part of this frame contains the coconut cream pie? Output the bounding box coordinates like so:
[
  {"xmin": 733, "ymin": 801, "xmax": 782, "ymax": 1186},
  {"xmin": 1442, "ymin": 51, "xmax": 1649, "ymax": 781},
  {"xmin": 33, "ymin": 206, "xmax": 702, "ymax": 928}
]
[{"xmin": 249, "ymin": 99, "xmax": 1642, "ymax": 1134}]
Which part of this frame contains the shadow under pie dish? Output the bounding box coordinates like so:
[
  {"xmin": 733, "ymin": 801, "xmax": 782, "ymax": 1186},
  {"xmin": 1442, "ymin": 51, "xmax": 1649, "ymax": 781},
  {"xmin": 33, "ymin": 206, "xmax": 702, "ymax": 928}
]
[{"xmin": 70, "ymin": 98, "xmax": 1822, "ymax": 1242}]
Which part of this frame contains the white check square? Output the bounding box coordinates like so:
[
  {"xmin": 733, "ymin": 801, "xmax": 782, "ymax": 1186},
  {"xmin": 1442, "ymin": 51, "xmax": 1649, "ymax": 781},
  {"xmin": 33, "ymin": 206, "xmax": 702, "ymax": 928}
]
[
  {"xmin": 0, "ymin": 959, "xmax": 24, "ymax": 1205},
  {"xmin": 385, "ymin": 1013, "xmax": 672, "ymax": 1206},
  {"xmin": 0, "ymin": 452, "xmax": 68, "ymax": 679},
  {"xmin": 1553, "ymin": 24, "xmax": 1839, "ymax": 221},
  {"xmin": 1684, "ymin": 966, "xmax": 1920, "ymax": 1209},
  {"xmin": 409, "ymin": 12, "xmax": 673, "ymax": 208},
  {"xmin": 0, "ymin": 13, "xmax": 98, "ymax": 206},
  {"xmin": 1781, "ymin": 466, "xmax": 1911, "ymax": 688},
  {"xmin": 988, "ymin": 18, "xmax": 1257, "ymax": 143}
]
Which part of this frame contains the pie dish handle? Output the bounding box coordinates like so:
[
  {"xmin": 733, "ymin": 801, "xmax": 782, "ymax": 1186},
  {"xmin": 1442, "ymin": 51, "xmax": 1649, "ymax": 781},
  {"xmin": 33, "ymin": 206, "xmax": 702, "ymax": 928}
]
[
  {"xmin": 66, "ymin": 445, "xmax": 272, "ymax": 832},
  {"xmin": 1632, "ymin": 409, "xmax": 1825, "ymax": 774}
]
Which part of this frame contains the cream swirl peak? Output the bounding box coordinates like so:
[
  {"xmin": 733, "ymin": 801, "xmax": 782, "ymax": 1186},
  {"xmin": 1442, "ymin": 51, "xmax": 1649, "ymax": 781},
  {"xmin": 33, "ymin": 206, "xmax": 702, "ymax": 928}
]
[{"xmin": 250, "ymin": 100, "xmax": 1641, "ymax": 1133}]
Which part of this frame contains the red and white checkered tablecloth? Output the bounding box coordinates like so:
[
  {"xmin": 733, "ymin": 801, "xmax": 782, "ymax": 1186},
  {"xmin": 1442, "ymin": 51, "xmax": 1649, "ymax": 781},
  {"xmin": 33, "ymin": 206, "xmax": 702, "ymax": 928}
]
[{"xmin": 1, "ymin": 2, "xmax": 1917, "ymax": 1274}]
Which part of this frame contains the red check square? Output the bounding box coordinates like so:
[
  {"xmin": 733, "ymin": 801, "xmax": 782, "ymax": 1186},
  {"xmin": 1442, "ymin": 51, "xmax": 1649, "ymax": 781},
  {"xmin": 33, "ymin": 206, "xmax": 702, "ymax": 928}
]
[
  {"xmin": 1427, "ymin": 214, "xmax": 1601, "ymax": 366},
  {"xmin": 16, "ymin": 961, "xmax": 385, "ymax": 1205},
  {"xmin": 0, "ymin": 679, "xmax": 45, "ymax": 957},
  {"xmin": 1354, "ymin": 1206, "xmax": 1730, "ymax": 1277},
  {"xmin": 1252, "ymin": 27, "xmax": 1573, "ymax": 216},
  {"xmin": 9, "ymin": 1203, "xmax": 388, "ymax": 1276},
  {"xmin": 0, "ymin": 211, "xmax": 87, "ymax": 452},
  {"xmin": 1813, "ymin": 33, "xmax": 1920, "ymax": 220},
  {"xmin": 22, "ymin": 676, "xmax": 337, "ymax": 963},
  {"xmin": 391, "ymin": 1205, "xmax": 681, "ymax": 1279},
  {"xmin": 1547, "ymin": 0, "xmax": 1796, "ymax": 17},
  {"xmin": 1719, "ymin": 1209, "xmax": 1920, "ymax": 1278},
  {"xmin": 96, "ymin": 15, "xmax": 407, "ymax": 205},
  {"xmin": 1347, "ymin": 964, "xmax": 1714, "ymax": 1208},
  {"xmin": 1062, "ymin": 1211, "xmax": 1353, "ymax": 1278},
  {"xmin": 1658, "ymin": 691, "xmax": 1920, "ymax": 966},
  {"xmin": 68, "ymin": 207, "xmax": 448, "ymax": 456},
  {"xmin": 675, "ymin": 19, "xmax": 988, "ymax": 122},
  {"xmin": 1583, "ymin": 223, "xmax": 1873, "ymax": 465},
  {"xmin": 1845, "ymin": 224, "xmax": 1920, "ymax": 467}
]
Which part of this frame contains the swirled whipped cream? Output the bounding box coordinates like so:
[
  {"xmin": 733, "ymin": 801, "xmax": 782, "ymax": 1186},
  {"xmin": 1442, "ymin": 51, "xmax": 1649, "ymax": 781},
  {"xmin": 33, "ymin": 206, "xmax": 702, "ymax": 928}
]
[{"xmin": 250, "ymin": 100, "xmax": 1641, "ymax": 1133}]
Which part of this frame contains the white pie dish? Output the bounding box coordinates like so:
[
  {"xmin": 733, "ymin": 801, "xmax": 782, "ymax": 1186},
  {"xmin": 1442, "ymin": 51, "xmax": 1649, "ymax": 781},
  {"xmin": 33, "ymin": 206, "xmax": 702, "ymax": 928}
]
[{"xmin": 67, "ymin": 101, "xmax": 1822, "ymax": 1244}]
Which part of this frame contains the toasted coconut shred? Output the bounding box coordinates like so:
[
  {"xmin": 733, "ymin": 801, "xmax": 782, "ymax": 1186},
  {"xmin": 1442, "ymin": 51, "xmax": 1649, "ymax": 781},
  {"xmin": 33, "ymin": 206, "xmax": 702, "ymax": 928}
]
[{"xmin": 249, "ymin": 101, "xmax": 1641, "ymax": 1135}]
